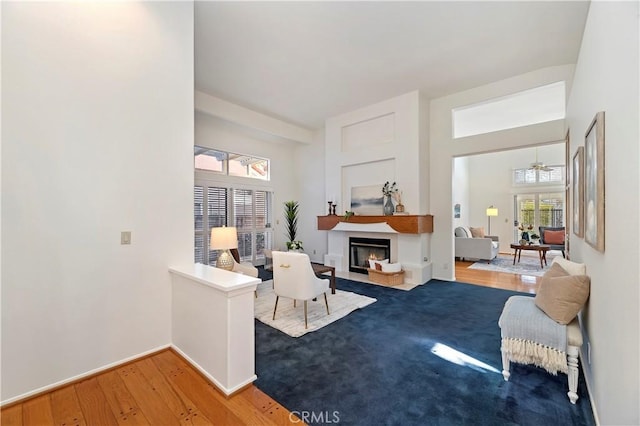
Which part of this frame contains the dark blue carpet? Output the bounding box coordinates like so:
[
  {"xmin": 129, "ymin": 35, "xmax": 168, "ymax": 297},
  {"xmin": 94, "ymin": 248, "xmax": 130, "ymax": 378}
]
[{"xmin": 254, "ymin": 270, "xmax": 595, "ymax": 426}]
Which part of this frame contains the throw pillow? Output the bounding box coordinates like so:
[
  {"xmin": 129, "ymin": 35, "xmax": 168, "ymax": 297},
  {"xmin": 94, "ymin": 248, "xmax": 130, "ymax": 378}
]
[
  {"xmin": 552, "ymin": 257, "xmax": 587, "ymax": 276},
  {"xmin": 469, "ymin": 227, "xmax": 485, "ymax": 238},
  {"xmin": 368, "ymin": 259, "xmax": 389, "ymax": 269},
  {"xmin": 381, "ymin": 262, "xmax": 402, "ymax": 273},
  {"xmin": 535, "ymin": 267, "xmax": 590, "ymax": 324},
  {"xmin": 544, "ymin": 230, "xmax": 565, "ymax": 245}
]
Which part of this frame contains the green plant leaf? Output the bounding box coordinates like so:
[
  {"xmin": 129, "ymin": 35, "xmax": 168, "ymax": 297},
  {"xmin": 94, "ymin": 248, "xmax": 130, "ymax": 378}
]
[{"xmin": 284, "ymin": 200, "xmax": 299, "ymax": 243}]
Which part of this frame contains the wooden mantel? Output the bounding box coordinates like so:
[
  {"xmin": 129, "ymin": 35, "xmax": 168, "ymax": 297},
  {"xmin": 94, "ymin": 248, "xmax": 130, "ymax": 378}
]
[{"xmin": 317, "ymin": 214, "xmax": 433, "ymax": 234}]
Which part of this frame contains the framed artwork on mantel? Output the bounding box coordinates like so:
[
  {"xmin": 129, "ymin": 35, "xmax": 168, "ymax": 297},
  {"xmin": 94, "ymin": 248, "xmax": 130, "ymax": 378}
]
[
  {"xmin": 584, "ymin": 111, "xmax": 605, "ymax": 252},
  {"xmin": 350, "ymin": 185, "xmax": 383, "ymax": 215},
  {"xmin": 572, "ymin": 146, "xmax": 584, "ymax": 238}
]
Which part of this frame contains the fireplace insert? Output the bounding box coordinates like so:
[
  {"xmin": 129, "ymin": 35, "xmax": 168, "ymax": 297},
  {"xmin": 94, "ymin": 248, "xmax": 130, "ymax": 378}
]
[{"xmin": 349, "ymin": 237, "xmax": 391, "ymax": 274}]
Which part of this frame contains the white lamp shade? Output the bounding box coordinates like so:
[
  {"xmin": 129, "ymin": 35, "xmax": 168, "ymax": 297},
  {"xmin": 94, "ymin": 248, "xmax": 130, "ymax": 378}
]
[
  {"xmin": 210, "ymin": 226, "xmax": 238, "ymax": 250},
  {"xmin": 486, "ymin": 207, "xmax": 499, "ymax": 217}
]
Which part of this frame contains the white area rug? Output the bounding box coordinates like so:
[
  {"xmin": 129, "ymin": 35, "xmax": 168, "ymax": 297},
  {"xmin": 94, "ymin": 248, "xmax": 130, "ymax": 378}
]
[
  {"xmin": 254, "ymin": 280, "xmax": 377, "ymax": 337},
  {"xmin": 468, "ymin": 254, "xmax": 558, "ymax": 277}
]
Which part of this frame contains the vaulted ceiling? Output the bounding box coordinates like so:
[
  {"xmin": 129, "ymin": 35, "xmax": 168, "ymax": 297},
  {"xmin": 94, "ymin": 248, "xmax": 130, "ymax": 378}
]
[{"xmin": 195, "ymin": 1, "xmax": 589, "ymax": 130}]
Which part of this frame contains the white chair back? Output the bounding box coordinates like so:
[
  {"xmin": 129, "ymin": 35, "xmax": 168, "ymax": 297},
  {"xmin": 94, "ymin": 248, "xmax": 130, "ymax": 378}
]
[{"xmin": 272, "ymin": 251, "xmax": 329, "ymax": 301}]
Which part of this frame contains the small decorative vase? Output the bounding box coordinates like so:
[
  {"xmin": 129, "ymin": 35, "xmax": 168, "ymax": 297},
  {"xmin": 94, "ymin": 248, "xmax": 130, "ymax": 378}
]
[
  {"xmin": 383, "ymin": 196, "xmax": 394, "ymax": 215},
  {"xmin": 395, "ymin": 203, "xmax": 405, "ymax": 213}
]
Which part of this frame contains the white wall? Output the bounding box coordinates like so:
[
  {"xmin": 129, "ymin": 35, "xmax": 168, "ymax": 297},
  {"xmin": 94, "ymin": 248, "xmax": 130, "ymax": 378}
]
[
  {"xmin": 429, "ymin": 65, "xmax": 575, "ymax": 280},
  {"xmin": 295, "ymin": 129, "xmax": 328, "ymax": 263},
  {"xmin": 194, "ymin": 94, "xmax": 317, "ymax": 258},
  {"xmin": 565, "ymin": 2, "xmax": 639, "ymax": 424},
  {"xmin": 1, "ymin": 2, "xmax": 194, "ymax": 402}
]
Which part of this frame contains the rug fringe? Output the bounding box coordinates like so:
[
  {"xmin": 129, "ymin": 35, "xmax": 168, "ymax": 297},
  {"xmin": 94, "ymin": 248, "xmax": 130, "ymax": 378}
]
[{"xmin": 501, "ymin": 337, "xmax": 567, "ymax": 375}]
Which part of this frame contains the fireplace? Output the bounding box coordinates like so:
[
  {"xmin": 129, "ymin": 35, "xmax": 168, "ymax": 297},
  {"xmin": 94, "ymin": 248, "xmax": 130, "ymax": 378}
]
[{"xmin": 349, "ymin": 237, "xmax": 391, "ymax": 274}]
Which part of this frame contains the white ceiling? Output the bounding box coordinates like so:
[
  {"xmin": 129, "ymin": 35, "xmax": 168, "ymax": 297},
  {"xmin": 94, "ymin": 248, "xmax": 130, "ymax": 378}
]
[{"xmin": 195, "ymin": 1, "xmax": 589, "ymax": 130}]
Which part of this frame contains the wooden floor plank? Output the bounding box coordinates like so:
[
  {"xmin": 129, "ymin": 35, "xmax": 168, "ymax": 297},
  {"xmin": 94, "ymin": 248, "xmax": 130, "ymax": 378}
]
[
  {"xmin": 261, "ymin": 401, "xmax": 302, "ymax": 425},
  {"xmin": 22, "ymin": 395, "xmax": 54, "ymax": 426},
  {"xmin": 134, "ymin": 357, "xmax": 213, "ymax": 426},
  {"xmin": 116, "ymin": 364, "xmax": 182, "ymax": 425},
  {"xmin": 1, "ymin": 404, "xmax": 23, "ymax": 426},
  {"xmin": 97, "ymin": 370, "xmax": 151, "ymax": 426},
  {"xmin": 236, "ymin": 386, "xmax": 276, "ymax": 413},
  {"xmin": 50, "ymin": 385, "xmax": 87, "ymax": 426},
  {"xmin": 75, "ymin": 378, "xmax": 119, "ymax": 425},
  {"xmin": 152, "ymin": 350, "xmax": 249, "ymax": 425}
]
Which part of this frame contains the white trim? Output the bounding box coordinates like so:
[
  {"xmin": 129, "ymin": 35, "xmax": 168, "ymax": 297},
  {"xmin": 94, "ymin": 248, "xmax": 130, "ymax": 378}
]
[
  {"xmin": 579, "ymin": 348, "xmax": 601, "ymax": 425},
  {"xmin": 195, "ymin": 91, "xmax": 313, "ymax": 144},
  {"xmin": 171, "ymin": 344, "xmax": 257, "ymax": 396},
  {"xmin": 331, "ymin": 222, "xmax": 398, "ymax": 233},
  {"xmin": 0, "ymin": 344, "xmax": 171, "ymax": 407}
]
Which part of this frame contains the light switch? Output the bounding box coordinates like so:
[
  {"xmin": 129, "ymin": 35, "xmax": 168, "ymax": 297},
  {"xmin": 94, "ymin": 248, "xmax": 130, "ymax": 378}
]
[{"xmin": 121, "ymin": 231, "xmax": 131, "ymax": 245}]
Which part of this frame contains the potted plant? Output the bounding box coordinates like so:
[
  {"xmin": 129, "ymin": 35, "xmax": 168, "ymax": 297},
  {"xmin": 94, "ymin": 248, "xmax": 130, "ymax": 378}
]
[{"xmin": 284, "ymin": 200, "xmax": 303, "ymax": 251}]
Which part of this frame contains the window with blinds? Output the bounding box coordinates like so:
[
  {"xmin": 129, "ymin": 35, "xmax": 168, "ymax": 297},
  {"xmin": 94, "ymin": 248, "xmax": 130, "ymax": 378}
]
[
  {"xmin": 194, "ymin": 185, "xmax": 272, "ymax": 266},
  {"xmin": 233, "ymin": 189, "xmax": 271, "ymax": 263},
  {"xmin": 513, "ymin": 166, "xmax": 564, "ymax": 185},
  {"xmin": 194, "ymin": 186, "xmax": 228, "ymax": 264}
]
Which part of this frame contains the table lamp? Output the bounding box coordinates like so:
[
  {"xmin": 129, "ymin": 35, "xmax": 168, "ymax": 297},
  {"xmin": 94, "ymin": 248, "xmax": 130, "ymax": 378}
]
[
  {"xmin": 486, "ymin": 206, "xmax": 498, "ymax": 235},
  {"xmin": 210, "ymin": 226, "xmax": 238, "ymax": 271}
]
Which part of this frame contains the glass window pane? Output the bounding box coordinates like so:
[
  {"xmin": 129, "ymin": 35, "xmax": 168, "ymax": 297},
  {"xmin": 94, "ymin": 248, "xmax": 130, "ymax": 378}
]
[
  {"xmin": 195, "ymin": 147, "xmax": 226, "ymax": 172},
  {"xmin": 228, "ymin": 154, "xmax": 269, "ymax": 180},
  {"xmin": 208, "ymin": 187, "xmax": 227, "ymax": 228},
  {"xmin": 194, "ymin": 234, "xmax": 204, "ymax": 264},
  {"xmin": 453, "ymin": 81, "xmax": 566, "ymax": 138},
  {"xmin": 194, "ymin": 186, "xmax": 204, "ymax": 232}
]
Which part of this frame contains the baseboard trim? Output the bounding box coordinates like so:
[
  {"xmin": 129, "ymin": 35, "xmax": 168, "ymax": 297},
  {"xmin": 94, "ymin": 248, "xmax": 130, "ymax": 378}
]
[
  {"xmin": 170, "ymin": 344, "xmax": 257, "ymax": 397},
  {"xmin": 0, "ymin": 344, "xmax": 171, "ymax": 408},
  {"xmin": 579, "ymin": 348, "xmax": 601, "ymax": 425}
]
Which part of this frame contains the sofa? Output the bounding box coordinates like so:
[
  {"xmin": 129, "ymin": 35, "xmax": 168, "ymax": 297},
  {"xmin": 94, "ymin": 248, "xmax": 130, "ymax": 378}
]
[
  {"xmin": 454, "ymin": 226, "xmax": 499, "ymax": 262},
  {"xmin": 539, "ymin": 226, "xmax": 566, "ymax": 258}
]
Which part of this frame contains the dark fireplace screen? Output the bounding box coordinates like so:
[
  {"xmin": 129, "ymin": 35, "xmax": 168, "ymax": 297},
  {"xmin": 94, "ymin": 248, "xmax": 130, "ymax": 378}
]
[{"xmin": 349, "ymin": 237, "xmax": 391, "ymax": 274}]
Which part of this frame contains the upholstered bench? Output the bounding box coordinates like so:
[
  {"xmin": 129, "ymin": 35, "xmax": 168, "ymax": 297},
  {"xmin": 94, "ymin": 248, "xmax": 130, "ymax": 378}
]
[
  {"xmin": 499, "ymin": 296, "xmax": 583, "ymax": 403},
  {"xmin": 498, "ymin": 257, "xmax": 590, "ymax": 404}
]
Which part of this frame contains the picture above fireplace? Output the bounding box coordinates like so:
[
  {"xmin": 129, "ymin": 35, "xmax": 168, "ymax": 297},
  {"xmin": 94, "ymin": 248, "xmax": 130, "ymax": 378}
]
[{"xmin": 350, "ymin": 185, "xmax": 383, "ymax": 215}]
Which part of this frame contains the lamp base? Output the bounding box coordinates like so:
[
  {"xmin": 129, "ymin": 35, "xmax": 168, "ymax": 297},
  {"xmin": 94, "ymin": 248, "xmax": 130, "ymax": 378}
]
[{"xmin": 216, "ymin": 250, "xmax": 234, "ymax": 271}]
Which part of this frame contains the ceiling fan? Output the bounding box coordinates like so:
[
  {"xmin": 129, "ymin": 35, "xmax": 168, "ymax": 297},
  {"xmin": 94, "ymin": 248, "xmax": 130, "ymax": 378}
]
[{"xmin": 528, "ymin": 148, "xmax": 553, "ymax": 172}]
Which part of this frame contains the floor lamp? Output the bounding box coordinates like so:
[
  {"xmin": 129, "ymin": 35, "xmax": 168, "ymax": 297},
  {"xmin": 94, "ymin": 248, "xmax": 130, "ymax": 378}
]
[
  {"xmin": 486, "ymin": 206, "xmax": 498, "ymax": 235},
  {"xmin": 210, "ymin": 226, "xmax": 238, "ymax": 271}
]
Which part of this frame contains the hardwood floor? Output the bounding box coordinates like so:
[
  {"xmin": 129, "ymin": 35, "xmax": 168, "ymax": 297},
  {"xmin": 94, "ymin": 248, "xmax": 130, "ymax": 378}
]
[
  {"xmin": 1, "ymin": 258, "xmax": 536, "ymax": 426},
  {"xmin": 1, "ymin": 349, "xmax": 300, "ymax": 426},
  {"xmin": 454, "ymin": 253, "xmax": 542, "ymax": 294}
]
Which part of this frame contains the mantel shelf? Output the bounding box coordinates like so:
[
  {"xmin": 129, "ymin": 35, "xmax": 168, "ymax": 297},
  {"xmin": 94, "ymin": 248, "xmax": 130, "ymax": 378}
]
[{"xmin": 317, "ymin": 214, "xmax": 433, "ymax": 234}]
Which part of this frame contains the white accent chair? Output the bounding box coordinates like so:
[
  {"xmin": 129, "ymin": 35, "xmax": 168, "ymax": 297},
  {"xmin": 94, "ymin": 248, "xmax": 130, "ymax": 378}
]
[
  {"xmin": 230, "ymin": 248, "xmax": 259, "ymax": 278},
  {"xmin": 272, "ymin": 251, "xmax": 330, "ymax": 329}
]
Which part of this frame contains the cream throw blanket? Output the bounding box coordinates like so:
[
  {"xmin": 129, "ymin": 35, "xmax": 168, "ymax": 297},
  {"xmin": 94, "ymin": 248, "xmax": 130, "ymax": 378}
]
[{"xmin": 498, "ymin": 296, "xmax": 568, "ymax": 375}]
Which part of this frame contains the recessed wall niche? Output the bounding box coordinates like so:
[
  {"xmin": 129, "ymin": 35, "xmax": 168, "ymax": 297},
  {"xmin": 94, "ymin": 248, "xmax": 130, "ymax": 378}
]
[
  {"xmin": 341, "ymin": 159, "xmax": 395, "ymax": 210},
  {"xmin": 341, "ymin": 113, "xmax": 395, "ymax": 152}
]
